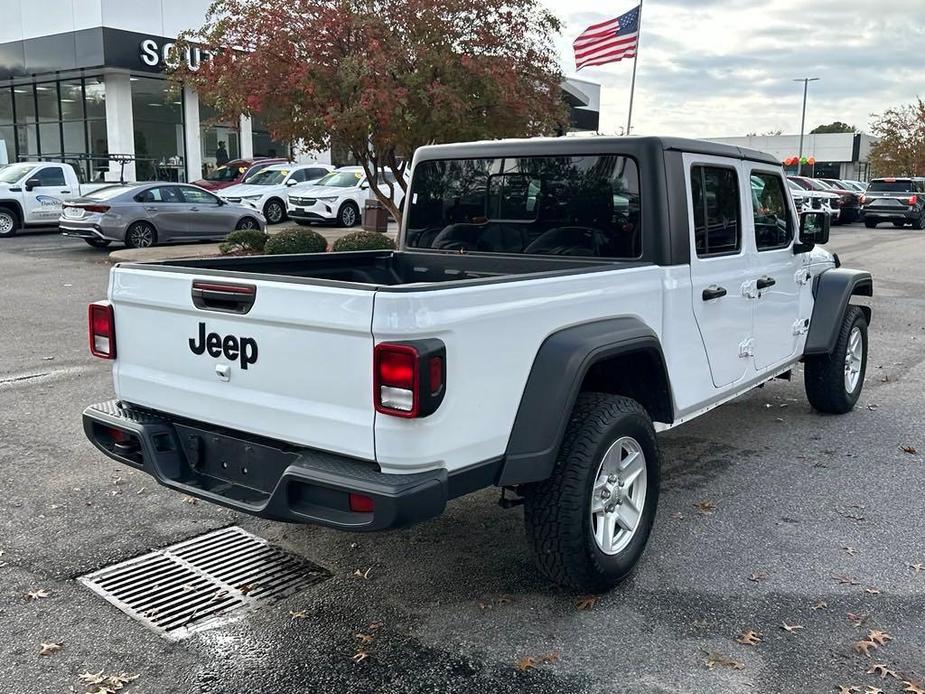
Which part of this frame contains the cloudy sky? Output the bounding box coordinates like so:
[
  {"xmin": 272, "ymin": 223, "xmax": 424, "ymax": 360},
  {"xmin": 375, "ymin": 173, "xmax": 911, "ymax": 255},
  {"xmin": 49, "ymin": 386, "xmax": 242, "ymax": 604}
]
[{"xmin": 543, "ymin": 0, "xmax": 924, "ymax": 138}]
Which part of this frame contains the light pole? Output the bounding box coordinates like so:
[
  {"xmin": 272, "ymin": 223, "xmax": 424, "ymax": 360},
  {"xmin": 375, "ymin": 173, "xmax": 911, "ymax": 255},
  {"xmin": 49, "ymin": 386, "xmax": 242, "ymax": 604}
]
[{"xmin": 794, "ymin": 77, "xmax": 820, "ymax": 176}]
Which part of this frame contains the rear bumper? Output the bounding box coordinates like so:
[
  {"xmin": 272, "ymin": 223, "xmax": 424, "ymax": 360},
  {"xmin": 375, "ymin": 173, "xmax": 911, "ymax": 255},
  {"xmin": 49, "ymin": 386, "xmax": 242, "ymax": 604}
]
[
  {"xmin": 82, "ymin": 400, "xmax": 452, "ymax": 531},
  {"xmin": 863, "ymin": 207, "xmax": 921, "ymax": 221}
]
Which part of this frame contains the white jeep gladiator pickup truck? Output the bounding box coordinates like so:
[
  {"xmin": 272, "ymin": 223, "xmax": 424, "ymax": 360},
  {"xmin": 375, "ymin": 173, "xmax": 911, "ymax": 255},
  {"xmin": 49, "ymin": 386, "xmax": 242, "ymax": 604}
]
[
  {"xmin": 0, "ymin": 161, "xmax": 115, "ymax": 237},
  {"xmin": 83, "ymin": 137, "xmax": 873, "ymax": 592}
]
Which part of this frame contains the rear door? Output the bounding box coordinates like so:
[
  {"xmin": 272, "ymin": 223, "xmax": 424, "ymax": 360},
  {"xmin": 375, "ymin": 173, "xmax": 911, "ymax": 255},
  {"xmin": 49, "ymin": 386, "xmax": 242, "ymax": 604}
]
[
  {"xmin": 747, "ymin": 168, "xmax": 806, "ymax": 371},
  {"xmin": 138, "ymin": 186, "xmax": 189, "ymax": 239},
  {"xmin": 685, "ymin": 155, "xmax": 755, "ymax": 389},
  {"xmin": 22, "ymin": 165, "xmax": 70, "ymax": 224},
  {"xmin": 109, "ymin": 267, "xmax": 377, "ymax": 460}
]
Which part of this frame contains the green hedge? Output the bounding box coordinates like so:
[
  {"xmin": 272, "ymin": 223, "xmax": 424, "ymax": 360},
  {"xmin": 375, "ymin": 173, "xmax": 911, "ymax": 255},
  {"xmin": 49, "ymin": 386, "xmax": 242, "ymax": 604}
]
[
  {"xmin": 264, "ymin": 229, "xmax": 328, "ymax": 255},
  {"xmin": 331, "ymin": 231, "xmax": 396, "ymax": 252},
  {"xmin": 219, "ymin": 229, "xmax": 269, "ymax": 255}
]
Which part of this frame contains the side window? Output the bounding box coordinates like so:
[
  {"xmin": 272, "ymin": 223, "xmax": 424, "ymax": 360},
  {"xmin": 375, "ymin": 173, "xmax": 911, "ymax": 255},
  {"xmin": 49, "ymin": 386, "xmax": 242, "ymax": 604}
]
[
  {"xmin": 691, "ymin": 165, "xmax": 741, "ymax": 257},
  {"xmin": 289, "ymin": 169, "xmax": 307, "ymax": 183},
  {"xmin": 181, "ymin": 187, "xmax": 220, "ymax": 204},
  {"xmin": 750, "ymin": 172, "xmax": 793, "ymax": 251},
  {"xmin": 136, "ymin": 186, "xmax": 183, "ymax": 203},
  {"xmin": 35, "ymin": 167, "xmax": 66, "ymax": 187}
]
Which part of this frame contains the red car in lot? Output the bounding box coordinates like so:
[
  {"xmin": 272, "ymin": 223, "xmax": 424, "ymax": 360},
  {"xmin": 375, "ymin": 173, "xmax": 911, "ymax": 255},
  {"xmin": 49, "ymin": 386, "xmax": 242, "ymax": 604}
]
[
  {"xmin": 789, "ymin": 175, "xmax": 861, "ymax": 224},
  {"xmin": 191, "ymin": 158, "xmax": 288, "ymax": 192}
]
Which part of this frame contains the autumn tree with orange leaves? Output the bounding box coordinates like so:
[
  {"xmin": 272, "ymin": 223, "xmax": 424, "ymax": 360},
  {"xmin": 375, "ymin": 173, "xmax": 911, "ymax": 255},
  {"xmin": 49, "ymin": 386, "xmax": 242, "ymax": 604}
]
[{"xmin": 175, "ymin": 0, "xmax": 567, "ymax": 222}]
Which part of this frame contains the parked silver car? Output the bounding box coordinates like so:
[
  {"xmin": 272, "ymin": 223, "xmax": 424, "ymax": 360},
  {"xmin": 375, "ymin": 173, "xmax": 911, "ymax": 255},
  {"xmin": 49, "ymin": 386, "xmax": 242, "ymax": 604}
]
[{"xmin": 59, "ymin": 183, "xmax": 266, "ymax": 248}]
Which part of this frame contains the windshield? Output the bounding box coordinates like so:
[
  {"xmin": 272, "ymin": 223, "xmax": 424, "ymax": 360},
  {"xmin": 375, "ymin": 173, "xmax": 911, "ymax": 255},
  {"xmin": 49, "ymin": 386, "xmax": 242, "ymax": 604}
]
[
  {"xmin": 315, "ymin": 171, "xmax": 363, "ymax": 188},
  {"xmin": 405, "ymin": 154, "xmax": 642, "ymax": 259},
  {"xmin": 0, "ymin": 163, "xmax": 36, "ymax": 184},
  {"xmin": 868, "ymin": 180, "xmax": 915, "ymax": 193},
  {"xmin": 244, "ymin": 169, "xmax": 289, "ymax": 186},
  {"xmin": 205, "ymin": 164, "xmax": 247, "ymax": 182}
]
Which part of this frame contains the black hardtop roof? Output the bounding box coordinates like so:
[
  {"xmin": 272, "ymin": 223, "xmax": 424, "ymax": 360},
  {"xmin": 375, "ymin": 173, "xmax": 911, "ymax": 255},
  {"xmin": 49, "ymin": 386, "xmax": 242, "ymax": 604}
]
[
  {"xmin": 414, "ymin": 135, "xmax": 779, "ymax": 166},
  {"xmin": 870, "ymin": 176, "xmax": 925, "ymax": 181}
]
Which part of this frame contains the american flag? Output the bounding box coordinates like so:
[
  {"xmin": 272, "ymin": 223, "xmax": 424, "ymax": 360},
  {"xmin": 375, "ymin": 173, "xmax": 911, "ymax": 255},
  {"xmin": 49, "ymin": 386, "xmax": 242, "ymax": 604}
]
[{"xmin": 573, "ymin": 5, "xmax": 641, "ymax": 70}]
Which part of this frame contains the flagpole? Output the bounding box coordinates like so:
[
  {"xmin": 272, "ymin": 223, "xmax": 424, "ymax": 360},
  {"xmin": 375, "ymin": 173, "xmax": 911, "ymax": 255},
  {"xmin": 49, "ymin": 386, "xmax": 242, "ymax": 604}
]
[{"xmin": 626, "ymin": 0, "xmax": 643, "ymax": 135}]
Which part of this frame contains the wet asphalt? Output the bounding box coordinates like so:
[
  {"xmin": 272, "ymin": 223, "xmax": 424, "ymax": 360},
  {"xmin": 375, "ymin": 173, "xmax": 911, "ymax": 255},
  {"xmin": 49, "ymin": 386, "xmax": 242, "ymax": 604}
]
[{"xmin": 0, "ymin": 225, "xmax": 923, "ymax": 694}]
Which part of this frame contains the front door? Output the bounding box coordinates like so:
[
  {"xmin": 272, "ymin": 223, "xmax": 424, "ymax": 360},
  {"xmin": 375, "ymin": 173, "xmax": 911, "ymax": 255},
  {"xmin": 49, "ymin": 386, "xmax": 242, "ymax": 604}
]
[
  {"xmin": 139, "ymin": 185, "xmax": 188, "ymax": 240},
  {"xmin": 22, "ymin": 165, "xmax": 70, "ymax": 224},
  {"xmin": 747, "ymin": 169, "xmax": 806, "ymax": 371},
  {"xmin": 686, "ymin": 155, "xmax": 755, "ymax": 389},
  {"xmin": 179, "ymin": 186, "xmax": 229, "ymax": 237}
]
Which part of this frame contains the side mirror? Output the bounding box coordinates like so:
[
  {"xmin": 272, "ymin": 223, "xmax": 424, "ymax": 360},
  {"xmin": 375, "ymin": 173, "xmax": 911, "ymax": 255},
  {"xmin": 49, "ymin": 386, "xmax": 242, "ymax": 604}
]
[
  {"xmin": 285, "ymin": 179, "xmax": 298, "ymax": 187},
  {"xmin": 796, "ymin": 211, "xmax": 830, "ymax": 253},
  {"xmin": 360, "ymin": 182, "xmax": 369, "ymax": 190},
  {"xmin": 24, "ymin": 177, "xmax": 40, "ymax": 192}
]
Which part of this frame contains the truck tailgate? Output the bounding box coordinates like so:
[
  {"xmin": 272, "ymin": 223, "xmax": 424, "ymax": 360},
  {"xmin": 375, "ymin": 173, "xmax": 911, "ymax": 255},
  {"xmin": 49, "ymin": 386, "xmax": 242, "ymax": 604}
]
[{"xmin": 109, "ymin": 267, "xmax": 376, "ymax": 460}]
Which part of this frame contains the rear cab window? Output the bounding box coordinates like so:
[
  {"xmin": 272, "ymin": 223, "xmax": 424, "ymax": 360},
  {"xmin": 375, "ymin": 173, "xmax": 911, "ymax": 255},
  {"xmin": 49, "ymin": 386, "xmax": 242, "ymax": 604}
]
[
  {"xmin": 868, "ymin": 179, "xmax": 915, "ymax": 193},
  {"xmin": 405, "ymin": 155, "xmax": 641, "ymax": 259}
]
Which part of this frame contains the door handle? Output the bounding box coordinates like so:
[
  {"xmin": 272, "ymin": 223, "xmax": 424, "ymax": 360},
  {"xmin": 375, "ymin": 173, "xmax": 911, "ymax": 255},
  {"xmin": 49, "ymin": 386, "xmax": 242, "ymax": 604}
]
[
  {"xmin": 756, "ymin": 277, "xmax": 777, "ymax": 290},
  {"xmin": 145, "ymin": 206, "xmax": 158, "ymax": 212},
  {"xmin": 60, "ymin": 190, "xmax": 70, "ymax": 194},
  {"xmin": 702, "ymin": 286, "xmax": 727, "ymax": 301}
]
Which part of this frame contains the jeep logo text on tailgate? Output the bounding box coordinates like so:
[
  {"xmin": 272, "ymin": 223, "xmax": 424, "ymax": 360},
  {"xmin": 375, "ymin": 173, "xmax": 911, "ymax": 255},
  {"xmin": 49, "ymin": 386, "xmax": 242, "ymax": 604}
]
[{"xmin": 189, "ymin": 322, "xmax": 258, "ymax": 370}]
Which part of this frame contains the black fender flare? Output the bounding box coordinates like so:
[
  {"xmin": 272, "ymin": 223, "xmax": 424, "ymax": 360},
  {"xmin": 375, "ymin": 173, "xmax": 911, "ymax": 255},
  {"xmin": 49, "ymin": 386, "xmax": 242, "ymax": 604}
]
[
  {"xmin": 499, "ymin": 317, "xmax": 674, "ymax": 486},
  {"xmin": 804, "ymin": 268, "xmax": 873, "ymax": 356}
]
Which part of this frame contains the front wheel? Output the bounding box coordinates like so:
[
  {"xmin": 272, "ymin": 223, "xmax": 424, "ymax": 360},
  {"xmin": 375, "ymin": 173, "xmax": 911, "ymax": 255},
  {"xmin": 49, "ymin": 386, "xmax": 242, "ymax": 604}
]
[
  {"xmin": 864, "ymin": 219, "xmax": 879, "ymax": 229},
  {"xmin": 235, "ymin": 217, "xmax": 260, "ymax": 231},
  {"xmin": 804, "ymin": 306, "xmax": 868, "ymax": 414},
  {"xmin": 337, "ymin": 202, "xmax": 360, "ymax": 228},
  {"xmin": 263, "ymin": 199, "xmax": 285, "ymax": 225},
  {"xmin": 0, "ymin": 207, "xmax": 19, "ymax": 237},
  {"xmin": 523, "ymin": 393, "xmax": 660, "ymax": 593}
]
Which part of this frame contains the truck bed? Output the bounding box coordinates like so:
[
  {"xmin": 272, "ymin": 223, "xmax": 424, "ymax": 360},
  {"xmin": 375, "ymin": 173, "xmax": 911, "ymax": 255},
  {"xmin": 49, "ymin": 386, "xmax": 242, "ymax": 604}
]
[{"xmin": 144, "ymin": 250, "xmax": 642, "ymax": 290}]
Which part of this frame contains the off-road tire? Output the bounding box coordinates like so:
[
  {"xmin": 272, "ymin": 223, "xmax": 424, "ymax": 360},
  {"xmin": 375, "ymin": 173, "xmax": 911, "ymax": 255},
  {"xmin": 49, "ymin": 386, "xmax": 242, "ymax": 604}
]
[
  {"xmin": 0, "ymin": 206, "xmax": 19, "ymax": 237},
  {"xmin": 523, "ymin": 393, "xmax": 660, "ymax": 593},
  {"xmin": 124, "ymin": 222, "xmax": 157, "ymax": 248},
  {"xmin": 337, "ymin": 202, "xmax": 360, "ymax": 228},
  {"xmin": 263, "ymin": 198, "xmax": 286, "ymax": 225},
  {"xmin": 804, "ymin": 305, "xmax": 868, "ymax": 414},
  {"xmin": 84, "ymin": 238, "xmax": 112, "ymax": 248}
]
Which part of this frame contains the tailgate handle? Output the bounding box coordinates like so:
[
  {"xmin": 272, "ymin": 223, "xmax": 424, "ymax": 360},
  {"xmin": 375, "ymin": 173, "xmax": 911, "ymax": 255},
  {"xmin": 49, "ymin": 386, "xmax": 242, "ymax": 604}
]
[{"xmin": 192, "ymin": 280, "xmax": 257, "ymax": 314}]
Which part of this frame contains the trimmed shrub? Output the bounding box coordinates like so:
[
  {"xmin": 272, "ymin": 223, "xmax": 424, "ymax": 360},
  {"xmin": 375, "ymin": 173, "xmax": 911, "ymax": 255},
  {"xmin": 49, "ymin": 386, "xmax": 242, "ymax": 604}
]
[
  {"xmin": 219, "ymin": 229, "xmax": 269, "ymax": 255},
  {"xmin": 264, "ymin": 228, "xmax": 328, "ymax": 255},
  {"xmin": 332, "ymin": 231, "xmax": 396, "ymax": 252}
]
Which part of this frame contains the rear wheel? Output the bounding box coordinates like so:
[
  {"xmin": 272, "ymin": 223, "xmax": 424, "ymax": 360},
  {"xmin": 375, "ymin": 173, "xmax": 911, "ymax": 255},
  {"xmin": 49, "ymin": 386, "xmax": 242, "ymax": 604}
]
[
  {"xmin": 337, "ymin": 202, "xmax": 360, "ymax": 227},
  {"xmin": 125, "ymin": 222, "xmax": 157, "ymax": 248},
  {"xmin": 0, "ymin": 207, "xmax": 19, "ymax": 237},
  {"xmin": 523, "ymin": 393, "xmax": 660, "ymax": 592},
  {"xmin": 263, "ymin": 199, "xmax": 285, "ymax": 225},
  {"xmin": 84, "ymin": 238, "xmax": 112, "ymax": 248},
  {"xmin": 893, "ymin": 221, "xmax": 906, "ymax": 228},
  {"xmin": 864, "ymin": 219, "xmax": 878, "ymax": 229},
  {"xmin": 235, "ymin": 217, "xmax": 259, "ymax": 231},
  {"xmin": 912, "ymin": 215, "xmax": 924, "ymax": 230},
  {"xmin": 804, "ymin": 306, "xmax": 868, "ymax": 414}
]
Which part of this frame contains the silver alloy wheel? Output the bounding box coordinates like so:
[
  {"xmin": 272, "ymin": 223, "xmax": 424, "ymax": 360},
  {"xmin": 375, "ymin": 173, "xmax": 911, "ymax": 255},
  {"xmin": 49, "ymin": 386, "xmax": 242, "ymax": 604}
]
[
  {"xmin": 844, "ymin": 326, "xmax": 864, "ymax": 393},
  {"xmin": 238, "ymin": 218, "xmax": 257, "ymax": 230},
  {"xmin": 590, "ymin": 436, "xmax": 648, "ymax": 556},
  {"xmin": 265, "ymin": 201, "xmax": 283, "ymax": 224},
  {"xmin": 0, "ymin": 210, "xmax": 14, "ymax": 235},
  {"xmin": 341, "ymin": 204, "xmax": 357, "ymax": 226},
  {"xmin": 128, "ymin": 223, "xmax": 155, "ymax": 248}
]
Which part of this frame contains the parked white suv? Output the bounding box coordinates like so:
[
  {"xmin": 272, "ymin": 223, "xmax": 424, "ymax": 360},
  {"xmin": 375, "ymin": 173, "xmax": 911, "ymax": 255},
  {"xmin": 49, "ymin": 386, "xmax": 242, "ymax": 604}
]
[
  {"xmin": 83, "ymin": 137, "xmax": 872, "ymax": 592},
  {"xmin": 220, "ymin": 163, "xmax": 334, "ymax": 224},
  {"xmin": 287, "ymin": 166, "xmax": 407, "ymax": 227}
]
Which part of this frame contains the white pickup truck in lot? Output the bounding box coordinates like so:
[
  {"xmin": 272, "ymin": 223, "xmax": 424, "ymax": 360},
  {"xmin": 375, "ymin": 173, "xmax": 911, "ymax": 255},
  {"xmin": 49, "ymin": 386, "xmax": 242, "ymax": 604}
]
[
  {"xmin": 0, "ymin": 161, "xmax": 115, "ymax": 237},
  {"xmin": 83, "ymin": 137, "xmax": 873, "ymax": 592}
]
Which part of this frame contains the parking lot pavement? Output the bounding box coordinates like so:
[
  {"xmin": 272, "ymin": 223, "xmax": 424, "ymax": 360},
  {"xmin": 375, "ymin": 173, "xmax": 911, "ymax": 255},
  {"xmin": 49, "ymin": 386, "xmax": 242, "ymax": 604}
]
[{"xmin": 1, "ymin": 223, "xmax": 923, "ymax": 694}]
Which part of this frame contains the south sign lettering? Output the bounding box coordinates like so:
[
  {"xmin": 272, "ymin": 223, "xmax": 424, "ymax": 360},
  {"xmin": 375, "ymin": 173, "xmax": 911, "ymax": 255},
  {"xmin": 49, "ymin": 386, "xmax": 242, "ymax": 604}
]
[{"xmin": 140, "ymin": 39, "xmax": 213, "ymax": 71}]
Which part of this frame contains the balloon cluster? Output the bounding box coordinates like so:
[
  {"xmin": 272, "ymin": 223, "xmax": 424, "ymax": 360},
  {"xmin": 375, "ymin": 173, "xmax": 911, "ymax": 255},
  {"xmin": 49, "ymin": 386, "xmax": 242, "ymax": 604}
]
[{"xmin": 783, "ymin": 156, "xmax": 816, "ymax": 166}]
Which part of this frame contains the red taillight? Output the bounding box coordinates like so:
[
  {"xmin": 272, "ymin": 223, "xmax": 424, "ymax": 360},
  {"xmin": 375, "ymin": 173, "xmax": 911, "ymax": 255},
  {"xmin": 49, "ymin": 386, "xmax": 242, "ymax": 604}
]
[
  {"xmin": 88, "ymin": 301, "xmax": 116, "ymax": 359},
  {"xmin": 348, "ymin": 493, "xmax": 375, "ymax": 513},
  {"xmin": 83, "ymin": 204, "xmax": 111, "ymax": 214},
  {"xmin": 908, "ymin": 195, "xmax": 918, "ymax": 206},
  {"xmin": 375, "ymin": 343, "xmax": 419, "ymax": 417},
  {"xmin": 859, "ymin": 195, "xmax": 867, "ymax": 205},
  {"xmin": 374, "ymin": 341, "xmax": 446, "ymax": 418}
]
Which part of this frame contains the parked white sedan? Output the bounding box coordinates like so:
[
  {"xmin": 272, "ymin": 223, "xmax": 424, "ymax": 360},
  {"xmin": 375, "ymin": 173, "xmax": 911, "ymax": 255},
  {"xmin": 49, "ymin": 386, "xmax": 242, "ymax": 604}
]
[
  {"xmin": 287, "ymin": 166, "xmax": 407, "ymax": 227},
  {"xmin": 220, "ymin": 163, "xmax": 334, "ymax": 224}
]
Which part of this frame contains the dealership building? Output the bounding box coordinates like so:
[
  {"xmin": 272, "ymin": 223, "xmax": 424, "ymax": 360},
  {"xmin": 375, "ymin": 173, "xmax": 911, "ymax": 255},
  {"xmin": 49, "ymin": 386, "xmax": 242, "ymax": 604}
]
[
  {"xmin": 0, "ymin": 1, "xmax": 601, "ymax": 184},
  {"xmin": 710, "ymin": 132, "xmax": 878, "ymax": 181}
]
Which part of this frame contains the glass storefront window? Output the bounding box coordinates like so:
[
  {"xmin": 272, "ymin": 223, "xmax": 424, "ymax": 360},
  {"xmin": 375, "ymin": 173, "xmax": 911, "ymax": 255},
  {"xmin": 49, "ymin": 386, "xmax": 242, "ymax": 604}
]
[
  {"xmin": 16, "ymin": 124, "xmax": 38, "ymax": 157},
  {"xmin": 88, "ymin": 119, "xmax": 109, "ymax": 181},
  {"xmin": 39, "ymin": 122, "xmax": 62, "ymax": 157},
  {"xmin": 132, "ymin": 77, "xmax": 185, "ymax": 181},
  {"xmin": 59, "ymin": 80, "xmax": 85, "ymax": 121},
  {"xmin": 84, "ymin": 78, "xmax": 106, "ymax": 119},
  {"xmin": 251, "ymin": 115, "xmax": 286, "ymax": 159},
  {"xmin": 36, "ymin": 83, "xmax": 59, "ymax": 122},
  {"xmin": 0, "ymin": 88, "xmax": 12, "ymax": 123},
  {"xmin": 14, "ymin": 87, "xmax": 35, "ymax": 122},
  {"xmin": 0, "ymin": 125, "xmax": 13, "ymax": 165},
  {"xmin": 200, "ymin": 102, "xmax": 240, "ymax": 177}
]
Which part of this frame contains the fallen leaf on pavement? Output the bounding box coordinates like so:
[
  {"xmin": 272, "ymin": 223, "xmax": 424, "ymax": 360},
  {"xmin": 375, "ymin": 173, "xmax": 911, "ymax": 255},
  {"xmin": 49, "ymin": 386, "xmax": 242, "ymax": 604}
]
[
  {"xmin": 576, "ymin": 595, "xmax": 599, "ymax": 611},
  {"xmin": 38, "ymin": 642, "xmax": 62, "ymax": 656},
  {"xmin": 352, "ymin": 651, "xmax": 370, "ymax": 664},
  {"xmin": 781, "ymin": 623, "xmax": 804, "ymax": 633},
  {"xmin": 515, "ymin": 656, "xmax": 538, "ymax": 672},
  {"xmin": 848, "ymin": 613, "xmax": 868, "ymax": 627},
  {"xmin": 695, "ymin": 500, "xmax": 717, "ymax": 515},
  {"xmin": 865, "ymin": 587, "xmax": 882, "ymax": 595},
  {"xmin": 901, "ymin": 446, "xmax": 918, "ymax": 455},
  {"xmin": 182, "ymin": 496, "xmax": 198, "ymax": 505},
  {"xmin": 837, "ymin": 687, "xmax": 860, "ymax": 694},
  {"xmin": 78, "ymin": 671, "xmax": 106, "ymax": 686},
  {"xmin": 834, "ymin": 575, "xmax": 860, "ymax": 586},
  {"xmin": 853, "ymin": 640, "xmax": 878, "ymax": 656},
  {"xmin": 353, "ymin": 567, "xmax": 372, "ymax": 580},
  {"xmin": 25, "ymin": 588, "xmax": 51, "ymax": 601},
  {"xmin": 736, "ymin": 630, "xmax": 762, "ymax": 646},
  {"xmin": 540, "ymin": 652, "xmax": 560, "ymax": 665},
  {"xmin": 902, "ymin": 681, "xmax": 925, "ymax": 694},
  {"xmin": 289, "ymin": 610, "xmax": 308, "ymax": 620},
  {"xmin": 909, "ymin": 563, "xmax": 925, "ymax": 575},
  {"xmin": 812, "ymin": 601, "xmax": 828, "ymax": 610},
  {"xmin": 748, "ymin": 571, "xmax": 768, "ymax": 583},
  {"xmin": 864, "ymin": 687, "xmax": 884, "ymax": 694},
  {"xmin": 355, "ymin": 633, "xmax": 374, "ymax": 645},
  {"xmin": 843, "ymin": 546, "xmax": 860, "ymax": 556},
  {"xmin": 867, "ymin": 630, "xmax": 892, "ymax": 646},
  {"xmin": 704, "ymin": 651, "xmax": 744, "ymax": 671},
  {"xmin": 867, "ymin": 663, "xmax": 899, "ymax": 680}
]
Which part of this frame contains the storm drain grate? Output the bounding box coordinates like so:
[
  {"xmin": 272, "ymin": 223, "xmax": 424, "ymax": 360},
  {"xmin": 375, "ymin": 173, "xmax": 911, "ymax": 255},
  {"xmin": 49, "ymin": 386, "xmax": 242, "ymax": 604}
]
[{"xmin": 79, "ymin": 526, "xmax": 329, "ymax": 640}]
